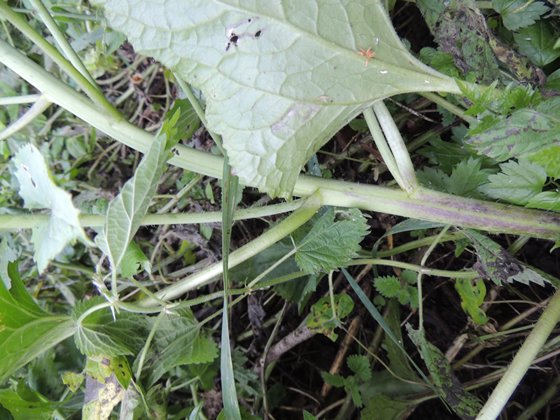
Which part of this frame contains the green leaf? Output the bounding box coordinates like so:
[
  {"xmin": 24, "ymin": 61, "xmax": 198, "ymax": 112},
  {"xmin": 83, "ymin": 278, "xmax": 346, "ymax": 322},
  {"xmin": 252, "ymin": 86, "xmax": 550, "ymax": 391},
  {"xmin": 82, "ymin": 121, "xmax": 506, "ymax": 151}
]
[
  {"xmin": 72, "ymin": 297, "xmax": 148, "ymax": 357},
  {"xmin": 527, "ymin": 191, "xmax": 560, "ymax": 212},
  {"xmin": 419, "ymin": 158, "xmax": 490, "ymax": 198},
  {"xmin": 12, "ymin": 144, "xmax": 88, "ymax": 273},
  {"xmin": 514, "ymin": 21, "xmax": 560, "ymax": 66},
  {"xmin": 0, "ymin": 388, "xmax": 58, "ymax": 420},
  {"xmin": 104, "ymin": 109, "xmax": 181, "ymax": 280},
  {"xmin": 492, "ymin": 0, "xmax": 549, "ymax": 31},
  {"xmin": 374, "ymin": 276, "xmax": 402, "ymax": 298},
  {"xmin": 83, "ymin": 356, "xmax": 126, "ymax": 420},
  {"xmin": 119, "ymin": 240, "xmax": 151, "ymax": 278},
  {"xmin": 466, "ymin": 98, "xmax": 560, "ymax": 178},
  {"xmin": 96, "ymin": 0, "xmax": 457, "ymax": 197},
  {"xmin": 417, "ymin": 0, "xmax": 501, "ymax": 83},
  {"xmin": 220, "ymin": 154, "xmax": 242, "ymax": 419},
  {"xmin": 446, "ymin": 158, "xmax": 490, "ymax": 197},
  {"xmin": 407, "ymin": 326, "xmax": 482, "ymax": 419},
  {"xmin": 320, "ymin": 372, "xmax": 346, "ymax": 388},
  {"xmin": 0, "ymin": 263, "xmax": 76, "ymax": 383},
  {"xmin": 347, "ymin": 355, "xmax": 372, "ymax": 382},
  {"xmin": 136, "ymin": 308, "xmax": 217, "ymax": 387},
  {"xmin": 455, "ymin": 278, "xmax": 489, "ymax": 325},
  {"xmin": 295, "ymin": 208, "xmax": 369, "ymax": 273},
  {"xmin": 361, "ymin": 394, "xmax": 417, "ymax": 420},
  {"xmin": 0, "ymin": 235, "xmax": 17, "ymax": 288},
  {"xmin": 307, "ymin": 293, "xmax": 354, "ymax": 341},
  {"xmin": 479, "ymin": 160, "xmax": 547, "ymax": 205},
  {"xmin": 419, "ymin": 47, "xmax": 461, "ymax": 78},
  {"xmin": 303, "ymin": 411, "xmax": 318, "ymax": 420}
]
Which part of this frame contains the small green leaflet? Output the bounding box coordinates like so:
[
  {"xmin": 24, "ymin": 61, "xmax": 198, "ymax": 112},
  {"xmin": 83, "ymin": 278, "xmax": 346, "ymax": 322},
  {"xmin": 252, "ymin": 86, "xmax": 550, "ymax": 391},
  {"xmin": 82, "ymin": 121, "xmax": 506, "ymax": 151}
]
[
  {"xmin": 0, "ymin": 262, "xmax": 76, "ymax": 383},
  {"xmin": 12, "ymin": 144, "xmax": 88, "ymax": 273},
  {"xmin": 462, "ymin": 229, "xmax": 547, "ymax": 286},
  {"xmin": 466, "ymin": 97, "xmax": 560, "ymax": 178},
  {"xmin": 479, "ymin": 160, "xmax": 547, "ymax": 205},
  {"xmin": 418, "ymin": 158, "xmax": 490, "ymax": 198},
  {"xmin": 72, "ymin": 297, "xmax": 148, "ymax": 357},
  {"xmin": 374, "ymin": 274, "xmax": 418, "ymax": 309},
  {"xmin": 119, "ymin": 241, "xmax": 151, "ymax": 278},
  {"xmin": 407, "ymin": 326, "xmax": 482, "ymax": 419},
  {"xmin": 514, "ymin": 21, "xmax": 560, "ymax": 67},
  {"xmin": 104, "ymin": 104, "xmax": 183, "ymax": 280},
  {"xmin": 492, "ymin": 0, "xmax": 549, "ymax": 31},
  {"xmin": 133, "ymin": 308, "xmax": 218, "ymax": 387},
  {"xmin": 321, "ymin": 355, "xmax": 372, "ymax": 407},
  {"xmin": 96, "ymin": 0, "xmax": 458, "ymax": 197},
  {"xmin": 295, "ymin": 208, "xmax": 369, "ymax": 274}
]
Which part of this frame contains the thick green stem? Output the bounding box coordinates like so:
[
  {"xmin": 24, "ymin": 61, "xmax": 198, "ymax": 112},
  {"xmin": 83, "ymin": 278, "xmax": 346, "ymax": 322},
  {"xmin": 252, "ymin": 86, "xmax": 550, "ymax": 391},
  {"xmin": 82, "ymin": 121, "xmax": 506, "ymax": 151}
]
[
  {"xmin": 1, "ymin": 39, "xmax": 560, "ymax": 240},
  {"xmin": 477, "ymin": 289, "xmax": 560, "ymax": 419}
]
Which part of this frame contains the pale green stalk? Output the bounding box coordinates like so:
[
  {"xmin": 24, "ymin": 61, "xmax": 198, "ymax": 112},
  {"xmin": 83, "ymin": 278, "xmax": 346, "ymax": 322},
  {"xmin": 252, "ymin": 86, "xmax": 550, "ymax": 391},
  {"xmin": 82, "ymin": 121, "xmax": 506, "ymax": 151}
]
[
  {"xmin": 0, "ymin": 96, "xmax": 51, "ymax": 140},
  {"xmin": 477, "ymin": 289, "xmax": 560, "ymax": 419},
  {"xmin": 0, "ymin": 94, "xmax": 41, "ymax": 105},
  {"xmin": 0, "ymin": 200, "xmax": 303, "ymax": 230},
  {"xmin": 420, "ymin": 92, "xmax": 476, "ymax": 124},
  {"xmin": 29, "ymin": 0, "xmax": 97, "ymax": 86},
  {"xmin": 373, "ymin": 101, "xmax": 418, "ymax": 192},
  {"xmin": 362, "ymin": 106, "xmax": 406, "ymax": 189},
  {"xmin": 349, "ymin": 258, "xmax": 478, "ymax": 279}
]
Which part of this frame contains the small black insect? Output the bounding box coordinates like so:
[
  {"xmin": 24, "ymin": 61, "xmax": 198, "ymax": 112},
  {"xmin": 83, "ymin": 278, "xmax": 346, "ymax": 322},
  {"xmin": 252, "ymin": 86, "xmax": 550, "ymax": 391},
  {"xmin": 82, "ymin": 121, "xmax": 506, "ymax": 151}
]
[
  {"xmin": 172, "ymin": 147, "xmax": 180, "ymax": 156},
  {"xmin": 254, "ymin": 30, "xmax": 262, "ymax": 38},
  {"xmin": 226, "ymin": 32, "xmax": 239, "ymax": 52}
]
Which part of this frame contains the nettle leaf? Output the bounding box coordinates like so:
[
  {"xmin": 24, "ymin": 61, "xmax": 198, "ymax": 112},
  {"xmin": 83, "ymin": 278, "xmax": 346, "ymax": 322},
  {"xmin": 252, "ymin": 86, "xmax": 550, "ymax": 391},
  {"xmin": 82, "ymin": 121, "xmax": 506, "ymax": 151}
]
[
  {"xmin": 492, "ymin": 0, "xmax": 549, "ymax": 31},
  {"xmin": 136, "ymin": 308, "xmax": 218, "ymax": 387},
  {"xmin": 104, "ymin": 105, "xmax": 182, "ymax": 275},
  {"xmin": 96, "ymin": 0, "xmax": 457, "ymax": 197},
  {"xmin": 463, "ymin": 229, "xmax": 547, "ymax": 287},
  {"xmin": 479, "ymin": 160, "xmax": 546, "ymax": 205},
  {"xmin": 514, "ymin": 21, "xmax": 560, "ymax": 67},
  {"xmin": 0, "ymin": 263, "xmax": 76, "ymax": 383},
  {"xmin": 295, "ymin": 208, "xmax": 369, "ymax": 274},
  {"xmin": 72, "ymin": 297, "xmax": 148, "ymax": 357},
  {"xmin": 466, "ymin": 97, "xmax": 560, "ymax": 178},
  {"xmin": 347, "ymin": 355, "xmax": 372, "ymax": 382},
  {"xmin": 12, "ymin": 144, "xmax": 88, "ymax": 273}
]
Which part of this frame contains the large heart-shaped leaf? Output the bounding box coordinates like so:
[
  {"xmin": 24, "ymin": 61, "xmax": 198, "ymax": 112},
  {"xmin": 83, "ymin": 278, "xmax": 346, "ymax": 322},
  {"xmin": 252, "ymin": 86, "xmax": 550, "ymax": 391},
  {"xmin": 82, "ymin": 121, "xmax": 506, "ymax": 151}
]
[{"xmin": 95, "ymin": 0, "xmax": 458, "ymax": 197}]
